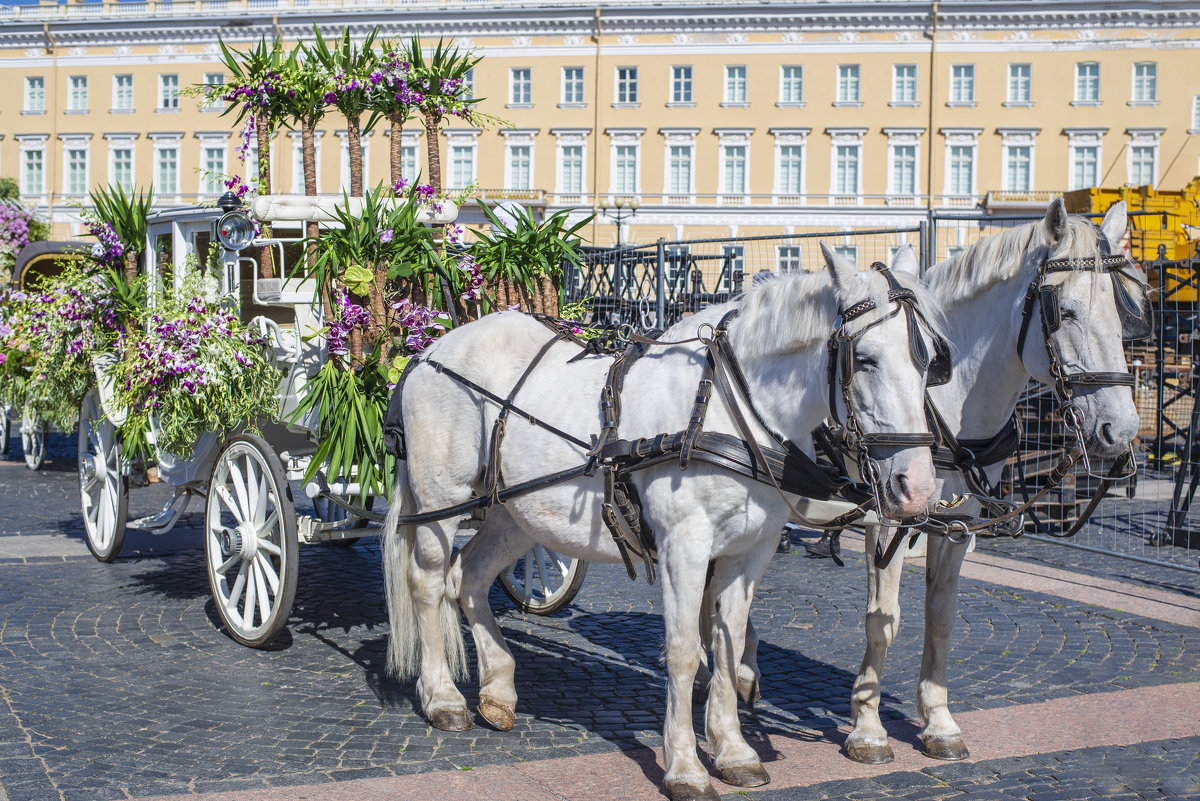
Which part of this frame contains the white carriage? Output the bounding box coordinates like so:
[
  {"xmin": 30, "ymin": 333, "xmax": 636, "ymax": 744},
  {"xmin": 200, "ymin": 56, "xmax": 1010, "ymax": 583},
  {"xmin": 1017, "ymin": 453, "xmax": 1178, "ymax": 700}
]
[{"xmin": 78, "ymin": 195, "xmax": 586, "ymax": 648}]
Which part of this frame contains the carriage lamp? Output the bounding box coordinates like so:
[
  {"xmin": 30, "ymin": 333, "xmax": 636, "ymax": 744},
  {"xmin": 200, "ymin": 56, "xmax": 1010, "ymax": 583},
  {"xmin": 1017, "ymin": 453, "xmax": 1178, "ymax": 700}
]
[
  {"xmin": 216, "ymin": 190, "xmax": 243, "ymax": 213},
  {"xmin": 216, "ymin": 210, "xmax": 255, "ymax": 251}
]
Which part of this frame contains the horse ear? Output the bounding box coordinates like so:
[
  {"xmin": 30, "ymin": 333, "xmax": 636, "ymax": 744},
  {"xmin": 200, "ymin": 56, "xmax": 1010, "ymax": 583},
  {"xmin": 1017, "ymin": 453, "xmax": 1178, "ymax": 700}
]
[
  {"xmin": 1042, "ymin": 197, "xmax": 1069, "ymax": 245},
  {"xmin": 1100, "ymin": 200, "xmax": 1128, "ymax": 245},
  {"xmin": 821, "ymin": 242, "xmax": 857, "ymax": 300},
  {"xmin": 889, "ymin": 243, "xmax": 919, "ymax": 278}
]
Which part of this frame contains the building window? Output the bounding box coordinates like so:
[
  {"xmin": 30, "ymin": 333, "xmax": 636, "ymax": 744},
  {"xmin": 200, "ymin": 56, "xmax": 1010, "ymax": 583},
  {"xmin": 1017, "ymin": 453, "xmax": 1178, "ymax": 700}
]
[
  {"xmin": 1130, "ymin": 145, "xmax": 1156, "ymax": 186},
  {"xmin": 614, "ymin": 144, "xmax": 638, "ymax": 193},
  {"xmin": 1193, "ymin": 95, "xmax": 1200, "ymax": 130},
  {"xmin": 559, "ymin": 144, "xmax": 584, "ymax": 193},
  {"xmin": 837, "ymin": 65, "xmax": 860, "ymax": 103},
  {"xmin": 113, "ymin": 74, "xmax": 133, "ymax": 111},
  {"xmin": 202, "ymin": 145, "xmax": 225, "ymax": 195},
  {"xmin": 950, "ymin": 65, "xmax": 975, "ymax": 104},
  {"xmin": 835, "ymin": 144, "xmax": 859, "ymax": 195},
  {"xmin": 111, "ymin": 147, "xmax": 133, "ymax": 191},
  {"xmin": 204, "ymin": 73, "xmax": 225, "ymax": 111},
  {"xmin": 616, "ymin": 66, "xmax": 639, "ymax": 104},
  {"xmin": 724, "ymin": 65, "xmax": 747, "ymax": 104},
  {"xmin": 158, "ymin": 74, "xmax": 179, "ymax": 110},
  {"xmin": 1132, "ymin": 62, "xmax": 1157, "ymax": 103},
  {"xmin": 1007, "ymin": 64, "xmax": 1031, "ymax": 104},
  {"xmin": 949, "ymin": 145, "xmax": 974, "ymax": 194},
  {"xmin": 891, "ymin": 144, "xmax": 917, "ymax": 195},
  {"xmin": 834, "ymin": 245, "xmax": 858, "ymax": 264},
  {"xmin": 509, "ymin": 68, "xmax": 532, "ymax": 105},
  {"xmin": 780, "ymin": 65, "xmax": 803, "ymax": 104},
  {"xmin": 668, "ymin": 145, "xmax": 692, "ymax": 194},
  {"xmin": 777, "ymin": 245, "xmax": 803, "ymax": 273},
  {"xmin": 402, "ymin": 143, "xmax": 418, "ymax": 181},
  {"xmin": 562, "ymin": 67, "xmax": 585, "ymax": 105},
  {"xmin": 507, "ymin": 144, "xmax": 531, "ymax": 190},
  {"xmin": 1075, "ymin": 63, "xmax": 1100, "ymax": 103},
  {"xmin": 1071, "ymin": 145, "xmax": 1098, "ymax": 191},
  {"xmin": 24, "ymin": 76, "xmax": 45, "ymax": 112},
  {"xmin": 722, "ymin": 145, "xmax": 747, "ymax": 195},
  {"xmin": 156, "ymin": 147, "xmax": 178, "ymax": 195},
  {"xmin": 778, "ymin": 144, "xmax": 803, "ymax": 195},
  {"xmin": 1005, "ymin": 145, "xmax": 1032, "ymax": 192},
  {"xmin": 246, "ymin": 143, "xmax": 261, "ymax": 188},
  {"xmin": 671, "ymin": 66, "xmax": 692, "ymax": 104},
  {"xmin": 462, "ymin": 68, "xmax": 474, "ymax": 100},
  {"xmin": 449, "ymin": 143, "xmax": 475, "ymax": 189},
  {"xmin": 892, "ymin": 64, "xmax": 917, "ymax": 104},
  {"xmin": 66, "ymin": 147, "xmax": 89, "ymax": 195},
  {"xmin": 720, "ymin": 245, "xmax": 743, "ymax": 292},
  {"xmin": 21, "ymin": 148, "xmax": 44, "ymax": 195},
  {"xmin": 68, "ymin": 76, "xmax": 88, "ymax": 111}
]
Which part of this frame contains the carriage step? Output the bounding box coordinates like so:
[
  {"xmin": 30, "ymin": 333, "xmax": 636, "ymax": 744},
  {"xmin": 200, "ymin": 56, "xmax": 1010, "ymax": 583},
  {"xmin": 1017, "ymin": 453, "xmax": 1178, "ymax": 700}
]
[{"xmin": 127, "ymin": 489, "xmax": 192, "ymax": 535}]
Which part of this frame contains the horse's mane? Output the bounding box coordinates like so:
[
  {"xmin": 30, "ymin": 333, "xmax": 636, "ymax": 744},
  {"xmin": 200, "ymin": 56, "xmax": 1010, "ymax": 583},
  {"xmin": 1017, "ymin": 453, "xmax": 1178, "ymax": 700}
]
[
  {"xmin": 926, "ymin": 214, "xmax": 1148, "ymax": 305},
  {"xmin": 729, "ymin": 267, "xmax": 946, "ymax": 361}
]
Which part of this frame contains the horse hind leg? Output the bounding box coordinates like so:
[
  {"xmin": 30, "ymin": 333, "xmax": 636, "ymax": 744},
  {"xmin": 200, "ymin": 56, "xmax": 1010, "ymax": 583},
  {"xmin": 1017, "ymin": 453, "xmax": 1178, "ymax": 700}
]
[
  {"xmin": 845, "ymin": 524, "xmax": 906, "ymax": 764},
  {"xmin": 737, "ymin": 617, "xmax": 761, "ymax": 705},
  {"xmin": 917, "ymin": 534, "xmax": 971, "ymax": 761},
  {"xmin": 455, "ymin": 507, "xmax": 532, "ymax": 731}
]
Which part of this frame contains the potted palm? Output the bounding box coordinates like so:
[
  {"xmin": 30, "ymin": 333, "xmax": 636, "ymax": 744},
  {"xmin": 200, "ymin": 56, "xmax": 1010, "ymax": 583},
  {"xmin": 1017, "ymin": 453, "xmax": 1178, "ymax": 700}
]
[{"xmin": 311, "ymin": 25, "xmax": 378, "ymax": 198}]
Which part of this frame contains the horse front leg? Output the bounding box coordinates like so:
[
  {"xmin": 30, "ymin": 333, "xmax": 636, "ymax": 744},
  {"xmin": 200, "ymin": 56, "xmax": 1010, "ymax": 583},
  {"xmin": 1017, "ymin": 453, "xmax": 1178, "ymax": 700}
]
[
  {"xmin": 705, "ymin": 544, "xmax": 774, "ymax": 789},
  {"xmin": 845, "ymin": 524, "xmax": 906, "ymax": 763},
  {"xmin": 410, "ymin": 519, "xmax": 473, "ymax": 731},
  {"xmin": 455, "ymin": 508, "xmax": 532, "ymax": 731},
  {"xmin": 738, "ymin": 615, "xmax": 761, "ymax": 704},
  {"xmin": 660, "ymin": 529, "xmax": 720, "ymax": 801},
  {"xmin": 917, "ymin": 533, "xmax": 970, "ymax": 760}
]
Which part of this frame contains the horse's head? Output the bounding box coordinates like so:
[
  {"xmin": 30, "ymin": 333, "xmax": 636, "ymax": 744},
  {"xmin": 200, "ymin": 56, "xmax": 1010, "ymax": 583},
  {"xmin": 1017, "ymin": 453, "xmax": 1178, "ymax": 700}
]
[
  {"xmin": 823, "ymin": 243, "xmax": 942, "ymax": 519},
  {"xmin": 1020, "ymin": 199, "xmax": 1143, "ymax": 461}
]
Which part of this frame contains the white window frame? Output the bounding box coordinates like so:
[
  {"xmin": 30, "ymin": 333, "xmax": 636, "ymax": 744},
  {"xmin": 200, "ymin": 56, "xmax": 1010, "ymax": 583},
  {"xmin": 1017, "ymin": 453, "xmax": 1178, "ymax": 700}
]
[
  {"xmin": 776, "ymin": 245, "xmax": 804, "ymax": 273},
  {"xmin": 940, "ymin": 128, "xmax": 982, "ymax": 200},
  {"xmin": 60, "ymin": 134, "xmax": 92, "ymax": 197},
  {"xmin": 669, "ymin": 65, "xmax": 693, "ymax": 106},
  {"xmin": 560, "ymin": 66, "xmax": 585, "ymax": 107},
  {"xmin": 998, "ymin": 128, "xmax": 1039, "ymax": 194},
  {"xmin": 770, "ymin": 127, "xmax": 810, "ymax": 201},
  {"xmin": 715, "ymin": 129, "xmax": 753, "ymax": 200},
  {"xmin": 1064, "ymin": 128, "xmax": 1107, "ymax": 192},
  {"xmin": 660, "ymin": 127, "xmax": 698, "ymax": 200},
  {"xmin": 445, "ymin": 129, "xmax": 481, "ymax": 190},
  {"xmin": 614, "ymin": 66, "xmax": 639, "ymax": 107},
  {"xmin": 508, "ymin": 67, "xmax": 532, "ymax": 107},
  {"xmin": 1192, "ymin": 96, "xmax": 1200, "ymax": 134},
  {"xmin": 778, "ymin": 65, "xmax": 803, "ymax": 107},
  {"xmin": 151, "ymin": 133, "xmax": 182, "ymax": 198},
  {"xmin": 605, "ymin": 127, "xmax": 644, "ymax": 196},
  {"xmin": 949, "ymin": 64, "xmax": 975, "ymax": 106},
  {"xmin": 67, "ymin": 75, "xmax": 88, "ymax": 112},
  {"xmin": 835, "ymin": 64, "xmax": 861, "ymax": 106},
  {"xmin": 23, "ymin": 76, "xmax": 45, "ymax": 114},
  {"xmin": 723, "ymin": 65, "xmax": 748, "ymax": 107},
  {"xmin": 203, "ymin": 73, "xmax": 226, "ymax": 113},
  {"xmin": 1074, "ymin": 62, "xmax": 1100, "ymax": 106},
  {"xmin": 158, "ymin": 73, "xmax": 180, "ymax": 111},
  {"xmin": 105, "ymin": 133, "xmax": 137, "ymax": 192},
  {"xmin": 1006, "ymin": 63, "xmax": 1032, "ymax": 106},
  {"xmin": 201, "ymin": 141, "xmax": 227, "ymax": 196},
  {"xmin": 462, "ymin": 68, "xmax": 474, "ymax": 100},
  {"xmin": 502, "ymin": 129, "xmax": 537, "ymax": 192},
  {"xmin": 891, "ymin": 64, "xmax": 918, "ymax": 106},
  {"xmin": 1125, "ymin": 127, "xmax": 1163, "ymax": 188},
  {"xmin": 1131, "ymin": 62, "xmax": 1158, "ymax": 106},
  {"xmin": 553, "ymin": 129, "xmax": 589, "ymax": 197},
  {"xmin": 826, "ymin": 127, "xmax": 866, "ymax": 201},
  {"xmin": 112, "ymin": 74, "xmax": 134, "ymax": 112},
  {"xmin": 884, "ymin": 128, "xmax": 923, "ymax": 199},
  {"xmin": 17, "ymin": 136, "xmax": 48, "ymax": 197}
]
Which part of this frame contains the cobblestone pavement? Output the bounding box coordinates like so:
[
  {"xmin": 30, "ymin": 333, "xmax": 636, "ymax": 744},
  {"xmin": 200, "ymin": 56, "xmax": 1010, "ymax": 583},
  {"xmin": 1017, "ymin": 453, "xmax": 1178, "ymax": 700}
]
[{"xmin": 1, "ymin": 437, "xmax": 1199, "ymax": 800}]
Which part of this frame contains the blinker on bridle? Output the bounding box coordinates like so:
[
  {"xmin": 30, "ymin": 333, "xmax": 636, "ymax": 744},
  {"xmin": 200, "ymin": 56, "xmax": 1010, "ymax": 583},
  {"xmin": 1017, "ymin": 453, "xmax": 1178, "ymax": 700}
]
[{"xmin": 1015, "ymin": 222, "xmax": 1149, "ymax": 479}]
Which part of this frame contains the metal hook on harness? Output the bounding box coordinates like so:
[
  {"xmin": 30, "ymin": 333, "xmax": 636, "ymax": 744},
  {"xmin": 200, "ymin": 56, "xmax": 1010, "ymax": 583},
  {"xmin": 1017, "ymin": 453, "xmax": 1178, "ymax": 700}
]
[{"xmin": 946, "ymin": 519, "xmax": 971, "ymax": 544}]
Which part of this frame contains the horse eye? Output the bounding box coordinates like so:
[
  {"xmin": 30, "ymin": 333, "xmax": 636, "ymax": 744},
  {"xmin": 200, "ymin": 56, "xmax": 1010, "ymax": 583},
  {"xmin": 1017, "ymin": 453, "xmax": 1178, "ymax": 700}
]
[
  {"xmin": 1061, "ymin": 308, "xmax": 1078, "ymax": 322},
  {"xmin": 854, "ymin": 355, "xmax": 877, "ymax": 369}
]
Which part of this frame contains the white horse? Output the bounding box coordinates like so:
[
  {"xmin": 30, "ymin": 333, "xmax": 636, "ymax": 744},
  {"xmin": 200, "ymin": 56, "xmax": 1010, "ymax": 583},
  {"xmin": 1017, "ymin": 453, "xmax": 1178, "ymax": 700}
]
[
  {"xmin": 382, "ymin": 245, "xmax": 944, "ymax": 801},
  {"xmin": 830, "ymin": 200, "xmax": 1142, "ymax": 763}
]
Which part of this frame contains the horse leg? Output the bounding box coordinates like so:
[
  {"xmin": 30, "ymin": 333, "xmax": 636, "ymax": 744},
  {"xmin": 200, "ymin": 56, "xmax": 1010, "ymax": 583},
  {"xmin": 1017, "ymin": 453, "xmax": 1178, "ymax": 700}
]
[
  {"xmin": 917, "ymin": 533, "xmax": 970, "ymax": 760},
  {"xmin": 410, "ymin": 518, "xmax": 473, "ymax": 731},
  {"xmin": 845, "ymin": 524, "xmax": 906, "ymax": 764},
  {"xmin": 737, "ymin": 616, "xmax": 761, "ymax": 705},
  {"xmin": 455, "ymin": 508, "xmax": 532, "ymax": 732},
  {"xmin": 660, "ymin": 532, "xmax": 721, "ymax": 801},
  {"xmin": 705, "ymin": 545, "xmax": 774, "ymax": 789}
]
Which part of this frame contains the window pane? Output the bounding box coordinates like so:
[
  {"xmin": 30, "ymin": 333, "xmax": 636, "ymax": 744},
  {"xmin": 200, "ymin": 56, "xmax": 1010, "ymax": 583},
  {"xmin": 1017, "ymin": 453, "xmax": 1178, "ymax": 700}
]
[
  {"xmin": 725, "ymin": 66, "xmax": 747, "ymax": 103},
  {"xmin": 1008, "ymin": 64, "xmax": 1031, "ymax": 103},
  {"xmin": 1131, "ymin": 145, "xmax": 1155, "ymax": 185},
  {"xmin": 836, "ymin": 145, "xmax": 859, "ymax": 194},
  {"xmin": 562, "ymin": 67, "xmax": 584, "ymax": 104},
  {"xmin": 778, "ymin": 144, "xmax": 803, "ymax": 194},
  {"xmin": 892, "ymin": 145, "xmax": 916, "ymax": 194},
  {"xmin": 22, "ymin": 150, "xmax": 44, "ymax": 195},
  {"xmin": 560, "ymin": 144, "xmax": 583, "ymax": 193},
  {"xmin": 67, "ymin": 148, "xmax": 88, "ymax": 195},
  {"xmin": 450, "ymin": 145, "xmax": 474, "ymax": 189},
  {"xmin": 893, "ymin": 64, "xmax": 916, "ymax": 103},
  {"xmin": 951, "ymin": 65, "xmax": 975, "ymax": 102},
  {"xmin": 837, "ymin": 65, "xmax": 860, "ymax": 102},
  {"xmin": 780, "ymin": 65, "xmax": 802, "ymax": 103},
  {"xmin": 69, "ymin": 76, "xmax": 88, "ymax": 110},
  {"xmin": 401, "ymin": 144, "xmax": 418, "ymax": 181},
  {"xmin": 1134, "ymin": 63, "xmax": 1157, "ymax": 102},
  {"xmin": 669, "ymin": 145, "xmax": 692, "ymax": 194},
  {"xmin": 723, "ymin": 145, "xmax": 746, "ymax": 194},
  {"xmin": 777, "ymin": 245, "xmax": 803, "ymax": 273},
  {"xmin": 950, "ymin": 145, "xmax": 974, "ymax": 194},
  {"xmin": 25, "ymin": 77, "xmax": 45, "ymax": 111},
  {"xmin": 508, "ymin": 145, "xmax": 531, "ymax": 190},
  {"xmin": 112, "ymin": 148, "xmax": 132, "ymax": 191},
  {"xmin": 615, "ymin": 144, "xmax": 637, "ymax": 193},
  {"xmin": 157, "ymin": 148, "xmax": 178, "ymax": 194},
  {"xmin": 1072, "ymin": 146, "xmax": 1098, "ymax": 190},
  {"xmin": 203, "ymin": 146, "xmax": 224, "ymax": 194},
  {"xmin": 1006, "ymin": 145, "xmax": 1031, "ymax": 192},
  {"xmin": 510, "ymin": 68, "xmax": 531, "ymax": 104},
  {"xmin": 159, "ymin": 74, "xmax": 179, "ymax": 109},
  {"xmin": 617, "ymin": 67, "xmax": 638, "ymax": 103},
  {"xmin": 672, "ymin": 66, "xmax": 692, "ymax": 103},
  {"xmin": 720, "ymin": 245, "xmax": 743, "ymax": 291},
  {"xmin": 1075, "ymin": 63, "xmax": 1099, "ymax": 102}
]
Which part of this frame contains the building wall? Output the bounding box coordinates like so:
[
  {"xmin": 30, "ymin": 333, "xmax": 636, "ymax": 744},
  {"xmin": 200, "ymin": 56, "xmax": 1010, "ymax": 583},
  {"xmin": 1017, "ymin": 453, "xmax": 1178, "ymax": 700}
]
[{"xmin": 1, "ymin": 1, "xmax": 1198, "ymax": 248}]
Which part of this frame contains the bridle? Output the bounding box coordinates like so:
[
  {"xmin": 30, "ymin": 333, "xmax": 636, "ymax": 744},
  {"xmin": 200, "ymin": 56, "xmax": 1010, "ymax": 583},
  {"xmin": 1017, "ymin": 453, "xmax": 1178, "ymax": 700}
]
[
  {"xmin": 824, "ymin": 262, "xmax": 951, "ymax": 525},
  {"xmin": 1015, "ymin": 223, "xmax": 1149, "ymax": 479}
]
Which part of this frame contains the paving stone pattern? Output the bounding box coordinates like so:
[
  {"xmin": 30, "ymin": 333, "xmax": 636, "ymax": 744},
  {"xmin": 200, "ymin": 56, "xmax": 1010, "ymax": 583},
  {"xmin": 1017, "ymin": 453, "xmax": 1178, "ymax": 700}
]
[
  {"xmin": 724, "ymin": 736, "xmax": 1200, "ymax": 800},
  {"xmin": 1, "ymin": 514, "xmax": 1199, "ymax": 801}
]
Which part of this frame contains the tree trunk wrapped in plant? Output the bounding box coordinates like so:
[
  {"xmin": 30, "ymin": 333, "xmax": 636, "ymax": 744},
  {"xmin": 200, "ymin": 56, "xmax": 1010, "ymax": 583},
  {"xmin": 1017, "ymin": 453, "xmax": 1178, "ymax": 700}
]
[
  {"xmin": 405, "ymin": 38, "xmax": 485, "ymax": 195},
  {"xmin": 369, "ymin": 40, "xmax": 423, "ymax": 185},
  {"xmin": 88, "ymin": 185, "xmax": 153, "ymax": 287},
  {"xmin": 311, "ymin": 25, "xmax": 378, "ymax": 198}
]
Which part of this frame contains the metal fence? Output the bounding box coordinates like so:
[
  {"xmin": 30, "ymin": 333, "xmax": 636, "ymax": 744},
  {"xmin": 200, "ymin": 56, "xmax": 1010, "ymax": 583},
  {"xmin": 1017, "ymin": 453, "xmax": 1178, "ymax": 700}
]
[{"xmin": 566, "ymin": 220, "xmax": 1199, "ymax": 574}]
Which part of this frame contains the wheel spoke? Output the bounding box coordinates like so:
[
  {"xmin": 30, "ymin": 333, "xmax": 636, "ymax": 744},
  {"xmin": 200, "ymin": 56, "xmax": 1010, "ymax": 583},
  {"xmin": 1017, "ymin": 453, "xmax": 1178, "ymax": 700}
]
[
  {"xmin": 243, "ymin": 560, "xmax": 258, "ymax": 628},
  {"xmin": 534, "ymin": 545, "xmax": 551, "ymax": 596},
  {"xmin": 254, "ymin": 551, "xmax": 280, "ymax": 595},
  {"xmin": 215, "ymin": 486, "xmax": 245, "ymax": 526},
  {"xmin": 522, "ymin": 550, "xmax": 535, "ymax": 601},
  {"xmin": 257, "ymin": 536, "xmax": 281, "ymax": 557},
  {"xmin": 216, "ymin": 551, "xmax": 240, "ymax": 575},
  {"xmin": 226, "ymin": 566, "xmax": 247, "ymax": 613},
  {"xmin": 253, "ymin": 559, "xmax": 271, "ymax": 624},
  {"xmin": 254, "ymin": 471, "xmax": 269, "ymax": 523},
  {"xmin": 228, "ymin": 458, "xmax": 250, "ymax": 522}
]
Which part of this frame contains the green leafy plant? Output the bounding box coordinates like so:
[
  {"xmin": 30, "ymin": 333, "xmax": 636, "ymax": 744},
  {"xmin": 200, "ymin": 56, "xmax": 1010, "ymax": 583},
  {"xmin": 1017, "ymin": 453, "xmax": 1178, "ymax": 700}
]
[
  {"xmin": 87, "ymin": 184, "xmax": 154, "ymax": 285},
  {"xmin": 311, "ymin": 25, "xmax": 379, "ymax": 197},
  {"xmin": 471, "ymin": 204, "xmax": 592, "ymax": 301},
  {"xmin": 404, "ymin": 38, "xmax": 486, "ymax": 194}
]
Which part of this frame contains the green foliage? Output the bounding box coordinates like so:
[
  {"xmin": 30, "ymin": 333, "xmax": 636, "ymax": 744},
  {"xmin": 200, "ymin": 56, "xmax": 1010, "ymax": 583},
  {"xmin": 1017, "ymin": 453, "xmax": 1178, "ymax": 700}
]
[
  {"xmin": 405, "ymin": 37, "xmax": 483, "ymax": 123},
  {"xmin": 310, "ymin": 24, "xmax": 379, "ymax": 124},
  {"xmin": 0, "ymin": 178, "xmax": 18, "ymax": 202},
  {"xmin": 89, "ymin": 184, "xmax": 153, "ymax": 257},
  {"xmin": 472, "ymin": 204, "xmax": 592, "ymax": 295},
  {"xmin": 289, "ymin": 355, "xmax": 395, "ymax": 505}
]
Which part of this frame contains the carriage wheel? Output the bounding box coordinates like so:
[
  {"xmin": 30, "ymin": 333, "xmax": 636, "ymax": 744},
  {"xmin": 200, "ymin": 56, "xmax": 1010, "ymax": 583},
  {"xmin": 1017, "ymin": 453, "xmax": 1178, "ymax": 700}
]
[
  {"xmin": 204, "ymin": 433, "xmax": 298, "ymax": 648},
  {"xmin": 78, "ymin": 390, "xmax": 128, "ymax": 563},
  {"xmin": 499, "ymin": 546, "xmax": 588, "ymax": 615},
  {"xmin": 21, "ymin": 410, "xmax": 47, "ymax": 471}
]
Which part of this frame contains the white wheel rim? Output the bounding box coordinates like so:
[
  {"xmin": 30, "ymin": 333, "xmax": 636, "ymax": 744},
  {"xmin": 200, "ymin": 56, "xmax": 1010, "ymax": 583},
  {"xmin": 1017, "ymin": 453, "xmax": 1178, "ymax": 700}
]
[
  {"xmin": 503, "ymin": 545, "xmax": 577, "ymax": 608},
  {"xmin": 206, "ymin": 443, "xmax": 288, "ymax": 639},
  {"xmin": 79, "ymin": 393, "xmax": 120, "ymax": 552}
]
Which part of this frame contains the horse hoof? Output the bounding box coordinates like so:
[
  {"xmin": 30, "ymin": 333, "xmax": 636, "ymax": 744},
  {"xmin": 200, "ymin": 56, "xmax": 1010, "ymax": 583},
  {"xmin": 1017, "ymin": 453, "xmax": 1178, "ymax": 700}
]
[
  {"xmin": 667, "ymin": 782, "xmax": 721, "ymax": 801},
  {"xmin": 719, "ymin": 762, "xmax": 770, "ymax": 787},
  {"xmin": 844, "ymin": 739, "xmax": 895, "ymax": 764},
  {"xmin": 428, "ymin": 708, "xmax": 474, "ymax": 732},
  {"xmin": 923, "ymin": 736, "xmax": 970, "ymax": 761},
  {"xmin": 478, "ymin": 696, "xmax": 515, "ymax": 731},
  {"xmin": 737, "ymin": 676, "xmax": 761, "ymax": 705}
]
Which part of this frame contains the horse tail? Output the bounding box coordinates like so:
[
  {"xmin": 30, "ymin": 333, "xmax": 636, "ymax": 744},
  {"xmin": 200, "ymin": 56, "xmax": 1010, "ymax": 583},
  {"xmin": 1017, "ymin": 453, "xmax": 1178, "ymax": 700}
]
[{"xmin": 382, "ymin": 459, "xmax": 468, "ymax": 682}]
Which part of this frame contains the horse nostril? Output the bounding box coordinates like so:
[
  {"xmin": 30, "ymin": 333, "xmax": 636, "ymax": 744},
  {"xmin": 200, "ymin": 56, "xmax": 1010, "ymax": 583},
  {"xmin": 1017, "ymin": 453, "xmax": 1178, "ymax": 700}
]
[
  {"xmin": 1100, "ymin": 422, "xmax": 1116, "ymax": 446},
  {"xmin": 895, "ymin": 473, "xmax": 911, "ymax": 502}
]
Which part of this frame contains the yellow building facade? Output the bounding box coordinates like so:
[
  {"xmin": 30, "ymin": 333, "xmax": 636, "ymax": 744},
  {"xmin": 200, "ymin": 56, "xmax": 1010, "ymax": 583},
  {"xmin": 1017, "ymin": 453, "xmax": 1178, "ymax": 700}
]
[{"xmin": 1, "ymin": 0, "xmax": 1199, "ymax": 253}]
